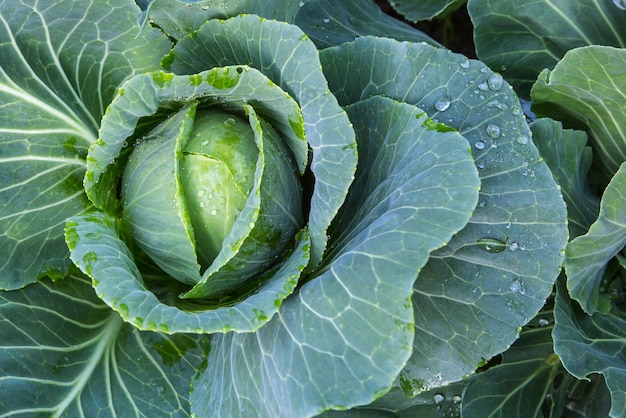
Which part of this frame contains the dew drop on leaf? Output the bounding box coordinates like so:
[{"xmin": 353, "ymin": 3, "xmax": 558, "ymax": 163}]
[
  {"xmin": 487, "ymin": 73, "xmax": 503, "ymax": 90},
  {"xmin": 508, "ymin": 242, "xmax": 519, "ymax": 252},
  {"xmin": 474, "ymin": 141, "xmax": 486, "ymax": 150},
  {"xmin": 485, "ymin": 124, "xmax": 501, "ymax": 138},
  {"xmin": 509, "ymin": 279, "xmax": 522, "ymax": 293},
  {"xmin": 434, "ymin": 97, "xmax": 451, "ymax": 112},
  {"xmin": 433, "ymin": 393, "xmax": 445, "ymax": 404},
  {"xmin": 517, "ymin": 135, "xmax": 529, "ymax": 145},
  {"xmin": 460, "ymin": 58, "xmax": 470, "ymax": 69}
]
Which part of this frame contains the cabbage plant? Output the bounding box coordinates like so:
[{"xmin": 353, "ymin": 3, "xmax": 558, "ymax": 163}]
[{"xmin": 0, "ymin": 0, "xmax": 572, "ymax": 417}]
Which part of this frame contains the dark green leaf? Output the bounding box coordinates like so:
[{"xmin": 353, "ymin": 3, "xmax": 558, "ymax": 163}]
[
  {"xmin": 0, "ymin": 274, "xmax": 204, "ymax": 416},
  {"xmin": 0, "ymin": 0, "xmax": 171, "ymax": 289},
  {"xmin": 320, "ymin": 36, "xmax": 568, "ymax": 391},
  {"xmin": 564, "ymin": 163, "xmax": 626, "ymax": 314},
  {"xmin": 191, "ymin": 95, "xmax": 479, "ymax": 417},
  {"xmin": 469, "ymin": 0, "xmax": 626, "ymax": 97},
  {"xmin": 553, "ymin": 278, "xmax": 626, "ymax": 418},
  {"xmin": 531, "ymin": 46, "xmax": 626, "ymax": 184},
  {"xmin": 530, "ymin": 118, "xmax": 599, "ymax": 238}
]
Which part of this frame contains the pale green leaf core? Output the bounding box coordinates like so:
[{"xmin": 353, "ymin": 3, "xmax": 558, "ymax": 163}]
[{"xmin": 180, "ymin": 109, "xmax": 258, "ymax": 267}]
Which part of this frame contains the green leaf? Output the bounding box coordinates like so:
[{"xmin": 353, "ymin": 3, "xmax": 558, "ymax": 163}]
[
  {"xmin": 190, "ymin": 95, "xmax": 479, "ymax": 417},
  {"xmin": 469, "ymin": 0, "xmax": 626, "ymax": 97},
  {"xmin": 462, "ymin": 312, "xmax": 562, "ymax": 418},
  {"xmin": 320, "ymin": 36, "xmax": 568, "ymax": 391},
  {"xmin": 121, "ymin": 104, "xmax": 203, "ymax": 286},
  {"xmin": 553, "ymin": 278, "xmax": 626, "ymax": 418},
  {"xmin": 531, "ymin": 46, "xmax": 626, "ymax": 184},
  {"xmin": 0, "ymin": 0, "xmax": 171, "ymax": 289},
  {"xmin": 388, "ymin": 0, "xmax": 466, "ymax": 22},
  {"xmin": 87, "ymin": 66, "xmax": 306, "ymax": 215},
  {"xmin": 0, "ymin": 274, "xmax": 204, "ymax": 416},
  {"xmin": 147, "ymin": 0, "xmax": 438, "ymax": 48},
  {"xmin": 165, "ymin": 15, "xmax": 357, "ymax": 267},
  {"xmin": 530, "ymin": 118, "xmax": 599, "ymax": 238},
  {"xmin": 65, "ymin": 210, "xmax": 310, "ymax": 334},
  {"xmin": 564, "ymin": 163, "xmax": 626, "ymax": 314},
  {"xmin": 292, "ymin": 0, "xmax": 440, "ymax": 48}
]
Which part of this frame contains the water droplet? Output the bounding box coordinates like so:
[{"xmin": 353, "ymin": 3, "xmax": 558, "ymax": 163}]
[
  {"xmin": 509, "ymin": 279, "xmax": 522, "ymax": 293},
  {"xmin": 517, "ymin": 135, "xmax": 529, "ymax": 145},
  {"xmin": 488, "ymin": 73, "xmax": 503, "ymax": 90},
  {"xmin": 505, "ymin": 222, "xmax": 511, "ymax": 229},
  {"xmin": 196, "ymin": 189, "xmax": 206, "ymax": 198},
  {"xmin": 509, "ymin": 242, "xmax": 519, "ymax": 252},
  {"xmin": 433, "ymin": 393, "xmax": 445, "ymax": 404},
  {"xmin": 435, "ymin": 97, "xmax": 451, "ymax": 112},
  {"xmin": 511, "ymin": 106, "xmax": 521, "ymax": 116},
  {"xmin": 224, "ymin": 118, "xmax": 236, "ymax": 126},
  {"xmin": 477, "ymin": 238, "xmax": 507, "ymax": 253},
  {"xmin": 452, "ymin": 395, "xmax": 462, "ymax": 404},
  {"xmin": 500, "ymin": 65, "xmax": 507, "ymax": 71},
  {"xmin": 477, "ymin": 161, "xmax": 486, "ymax": 169},
  {"xmin": 460, "ymin": 59, "xmax": 470, "ymax": 69},
  {"xmin": 298, "ymin": 1, "xmax": 304, "ymax": 6},
  {"xmin": 322, "ymin": 17, "xmax": 330, "ymax": 23},
  {"xmin": 474, "ymin": 141, "xmax": 486, "ymax": 150},
  {"xmin": 218, "ymin": 197, "xmax": 226, "ymax": 204},
  {"xmin": 485, "ymin": 124, "xmax": 501, "ymax": 138},
  {"xmin": 613, "ymin": 0, "xmax": 626, "ymax": 10},
  {"xmin": 478, "ymin": 82, "xmax": 489, "ymax": 91},
  {"xmin": 538, "ymin": 318, "xmax": 550, "ymax": 327},
  {"xmin": 478, "ymin": 200, "xmax": 487, "ymax": 207},
  {"xmin": 210, "ymin": 209, "xmax": 218, "ymax": 215},
  {"xmin": 486, "ymin": 100, "xmax": 509, "ymax": 111},
  {"xmin": 201, "ymin": 140, "xmax": 209, "ymax": 146}
]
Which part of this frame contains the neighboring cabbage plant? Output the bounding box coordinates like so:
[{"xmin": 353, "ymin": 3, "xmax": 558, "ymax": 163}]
[{"xmin": 0, "ymin": 1, "xmax": 568, "ymax": 417}]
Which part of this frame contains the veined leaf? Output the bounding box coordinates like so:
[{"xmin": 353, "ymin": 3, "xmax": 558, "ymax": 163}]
[
  {"xmin": 191, "ymin": 96, "xmax": 479, "ymax": 417},
  {"xmin": 469, "ymin": 0, "xmax": 626, "ymax": 97},
  {"xmin": 146, "ymin": 0, "xmax": 438, "ymax": 48},
  {"xmin": 320, "ymin": 36, "xmax": 568, "ymax": 391},
  {"xmin": 530, "ymin": 118, "xmax": 599, "ymax": 239},
  {"xmin": 0, "ymin": 274, "xmax": 204, "ymax": 417},
  {"xmin": 0, "ymin": 0, "xmax": 171, "ymax": 289},
  {"xmin": 531, "ymin": 46, "xmax": 626, "ymax": 185},
  {"xmin": 65, "ymin": 211, "xmax": 310, "ymax": 334},
  {"xmin": 553, "ymin": 278, "xmax": 626, "ymax": 418},
  {"xmin": 565, "ymin": 163, "xmax": 626, "ymax": 314},
  {"xmin": 164, "ymin": 14, "xmax": 357, "ymax": 267}
]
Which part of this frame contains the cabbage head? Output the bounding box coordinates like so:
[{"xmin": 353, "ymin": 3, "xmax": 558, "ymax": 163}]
[{"xmin": 0, "ymin": 2, "xmax": 568, "ymax": 417}]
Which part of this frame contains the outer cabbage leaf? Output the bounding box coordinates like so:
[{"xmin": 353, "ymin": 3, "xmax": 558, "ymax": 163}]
[
  {"xmin": 320, "ymin": 36, "xmax": 568, "ymax": 391},
  {"xmin": 530, "ymin": 118, "xmax": 599, "ymax": 238},
  {"xmin": 469, "ymin": 0, "xmax": 626, "ymax": 97},
  {"xmin": 462, "ymin": 312, "xmax": 562, "ymax": 418},
  {"xmin": 531, "ymin": 46, "xmax": 626, "ymax": 185},
  {"xmin": 164, "ymin": 15, "xmax": 356, "ymax": 267},
  {"xmin": 190, "ymin": 96, "xmax": 479, "ymax": 417},
  {"xmin": 144, "ymin": 0, "xmax": 438, "ymax": 49},
  {"xmin": 553, "ymin": 278, "xmax": 626, "ymax": 418},
  {"xmin": 0, "ymin": 0, "xmax": 171, "ymax": 289},
  {"xmin": 0, "ymin": 274, "xmax": 204, "ymax": 417},
  {"xmin": 66, "ymin": 211, "xmax": 310, "ymax": 334},
  {"xmin": 564, "ymin": 163, "xmax": 626, "ymax": 314}
]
